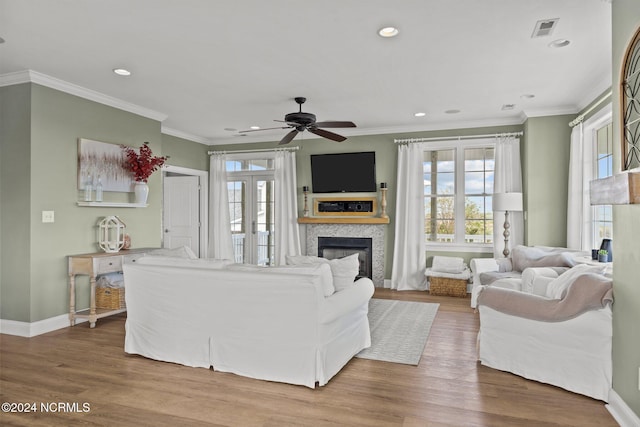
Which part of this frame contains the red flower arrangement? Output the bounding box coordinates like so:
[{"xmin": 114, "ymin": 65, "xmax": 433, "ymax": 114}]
[{"xmin": 120, "ymin": 142, "xmax": 168, "ymax": 183}]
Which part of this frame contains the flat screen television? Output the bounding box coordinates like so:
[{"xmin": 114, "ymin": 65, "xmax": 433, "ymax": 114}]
[{"xmin": 310, "ymin": 151, "xmax": 377, "ymax": 193}]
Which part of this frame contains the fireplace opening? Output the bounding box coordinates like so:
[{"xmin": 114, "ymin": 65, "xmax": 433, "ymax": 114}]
[{"xmin": 318, "ymin": 237, "xmax": 373, "ymax": 280}]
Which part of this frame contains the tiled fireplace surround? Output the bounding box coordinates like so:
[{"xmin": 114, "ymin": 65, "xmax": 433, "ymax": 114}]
[{"xmin": 304, "ymin": 223, "xmax": 385, "ymax": 286}]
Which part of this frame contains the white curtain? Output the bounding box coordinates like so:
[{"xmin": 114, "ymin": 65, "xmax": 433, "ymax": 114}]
[
  {"xmin": 391, "ymin": 143, "xmax": 427, "ymax": 290},
  {"xmin": 567, "ymin": 123, "xmax": 593, "ymax": 250},
  {"xmin": 274, "ymin": 150, "xmax": 301, "ymax": 265},
  {"xmin": 493, "ymin": 136, "xmax": 524, "ymax": 257},
  {"xmin": 208, "ymin": 153, "xmax": 235, "ymax": 260}
]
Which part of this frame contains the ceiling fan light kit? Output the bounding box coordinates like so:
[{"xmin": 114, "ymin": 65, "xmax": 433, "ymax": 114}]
[{"xmin": 240, "ymin": 97, "xmax": 356, "ymax": 145}]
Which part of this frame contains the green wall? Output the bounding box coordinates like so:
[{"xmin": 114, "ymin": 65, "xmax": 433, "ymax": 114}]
[
  {"xmin": 522, "ymin": 115, "xmax": 573, "ymax": 247},
  {"xmin": 161, "ymin": 133, "xmax": 210, "ymax": 171},
  {"xmin": 1, "ymin": 83, "xmax": 180, "ymax": 322},
  {"xmin": 612, "ymin": 0, "xmax": 640, "ymax": 416},
  {"xmin": 0, "ymin": 84, "xmax": 32, "ymax": 322}
]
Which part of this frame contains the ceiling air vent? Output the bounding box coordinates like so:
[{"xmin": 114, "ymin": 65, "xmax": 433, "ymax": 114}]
[{"xmin": 531, "ymin": 18, "xmax": 559, "ymax": 38}]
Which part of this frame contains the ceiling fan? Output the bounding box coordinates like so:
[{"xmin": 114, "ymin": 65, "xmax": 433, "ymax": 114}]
[{"xmin": 239, "ymin": 97, "xmax": 356, "ymax": 145}]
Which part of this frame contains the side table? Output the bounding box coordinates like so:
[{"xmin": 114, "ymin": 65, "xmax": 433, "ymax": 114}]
[{"xmin": 67, "ymin": 248, "xmax": 154, "ymax": 328}]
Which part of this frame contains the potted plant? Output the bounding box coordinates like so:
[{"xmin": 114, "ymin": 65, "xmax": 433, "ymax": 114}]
[
  {"xmin": 121, "ymin": 142, "xmax": 168, "ymax": 204},
  {"xmin": 597, "ymin": 249, "xmax": 609, "ymax": 263}
]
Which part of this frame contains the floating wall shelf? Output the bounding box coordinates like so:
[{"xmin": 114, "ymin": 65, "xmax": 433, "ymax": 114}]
[
  {"xmin": 77, "ymin": 202, "xmax": 148, "ymax": 208},
  {"xmin": 298, "ymin": 217, "xmax": 390, "ymax": 224}
]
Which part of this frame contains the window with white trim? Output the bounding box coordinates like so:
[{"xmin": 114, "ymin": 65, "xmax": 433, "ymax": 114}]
[
  {"xmin": 424, "ymin": 139, "xmax": 495, "ymax": 248},
  {"xmin": 592, "ymin": 122, "xmax": 613, "ymax": 245}
]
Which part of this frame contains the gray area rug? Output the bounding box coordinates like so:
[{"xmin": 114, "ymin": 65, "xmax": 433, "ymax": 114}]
[{"xmin": 356, "ymin": 298, "xmax": 439, "ymax": 365}]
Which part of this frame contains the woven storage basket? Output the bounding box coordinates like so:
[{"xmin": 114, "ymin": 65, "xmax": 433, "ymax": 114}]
[
  {"xmin": 96, "ymin": 287, "xmax": 126, "ymax": 309},
  {"xmin": 429, "ymin": 277, "xmax": 468, "ymax": 297}
]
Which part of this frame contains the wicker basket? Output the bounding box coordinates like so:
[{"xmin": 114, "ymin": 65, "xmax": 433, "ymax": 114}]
[
  {"xmin": 429, "ymin": 277, "xmax": 468, "ymax": 297},
  {"xmin": 96, "ymin": 287, "xmax": 126, "ymax": 309}
]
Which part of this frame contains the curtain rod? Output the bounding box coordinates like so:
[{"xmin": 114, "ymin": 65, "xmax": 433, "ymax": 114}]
[
  {"xmin": 394, "ymin": 131, "xmax": 523, "ymax": 144},
  {"xmin": 569, "ymin": 91, "xmax": 612, "ymax": 128},
  {"xmin": 208, "ymin": 146, "xmax": 300, "ymax": 155}
]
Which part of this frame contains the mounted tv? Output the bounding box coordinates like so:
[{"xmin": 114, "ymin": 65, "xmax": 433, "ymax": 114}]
[{"xmin": 311, "ymin": 151, "xmax": 377, "ymax": 193}]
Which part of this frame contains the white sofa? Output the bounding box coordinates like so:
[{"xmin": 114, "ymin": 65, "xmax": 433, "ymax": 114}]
[
  {"xmin": 123, "ymin": 257, "xmax": 374, "ymax": 388},
  {"xmin": 469, "ymin": 246, "xmax": 589, "ymax": 308},
  {"xmin": 476, "ymin": 264, "xmax": 613, "ymax": 401}
]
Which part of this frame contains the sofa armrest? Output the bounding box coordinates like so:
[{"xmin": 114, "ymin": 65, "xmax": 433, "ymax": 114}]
[
  {"xmin": 321, "ymin": 278, "xmax": 374, "ymax": 324},
  {"xmin": 470, "ymin": 258, "xmax": 500, "ymax": 308}
]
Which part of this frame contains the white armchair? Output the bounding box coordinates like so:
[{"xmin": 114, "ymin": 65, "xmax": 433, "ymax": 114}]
[
  {"xmin": 476, "ymin": 268, "xmax": 613, "ymax": 401},
  {"xmin": 469, "ymin": 245, "xmax": 586, "ymax": 308}
]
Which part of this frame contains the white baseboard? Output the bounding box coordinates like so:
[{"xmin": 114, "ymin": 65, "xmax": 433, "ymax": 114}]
[
  {"xmin": 0, "ymin": 314, "xmax": 87, "ymax": 337},
  {"xmin": 606, "ymin": 389, "xmax": 640, "ymax": 427}
]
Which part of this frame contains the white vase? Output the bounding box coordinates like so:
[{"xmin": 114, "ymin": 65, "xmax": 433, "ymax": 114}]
[{"xmin": 134, "ymin": 181, "xmax": 149, "ymax": 205}]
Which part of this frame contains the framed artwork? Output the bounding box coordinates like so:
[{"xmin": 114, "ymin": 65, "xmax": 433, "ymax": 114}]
[
  {"xmin": 621, "ymin": 26, "xmax": 640, "ymax": 170},
  {"xmin": 77, "ymin": 138, "xmax": 134, "ymax": 192}
]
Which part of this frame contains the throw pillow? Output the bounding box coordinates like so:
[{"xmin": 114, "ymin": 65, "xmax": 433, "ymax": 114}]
[
  {"xmin": 286, "ymin": 253, "xmax": 360, "ymax": 292},
  {"xmin": 544, "ymin": 263, "xmax": 607, "ymax": 300}
]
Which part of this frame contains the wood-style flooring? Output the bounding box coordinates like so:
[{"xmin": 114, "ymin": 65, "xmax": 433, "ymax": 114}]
[{"xmin": 0, "ymin": 289, "xmax": 617, "ymax": 426}]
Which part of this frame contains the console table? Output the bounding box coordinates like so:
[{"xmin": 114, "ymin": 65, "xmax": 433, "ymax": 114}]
[{"xmin": 67, "ymin": 248, "xmax": 154, "ymax": 328}]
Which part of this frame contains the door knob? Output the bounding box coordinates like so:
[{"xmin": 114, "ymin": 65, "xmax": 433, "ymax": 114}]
[{"xmin": 165, "ymin": 229, "xmax": 170, "ymax": 233}]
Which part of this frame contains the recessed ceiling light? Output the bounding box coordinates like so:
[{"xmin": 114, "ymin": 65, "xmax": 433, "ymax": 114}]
[
  {"xmin": 250, "ymin": 126, "xmax": 260, "ymax": 130},
  {"xmin": 113, "ymin": 68, "xmax": 131, "ymax": 76},
  {"xmin": 520, "ymin": 94, "xmax": 535, "ymax": 100},
  {"xmin": 378, "ymin": 27, "xmax": 399, "ymax": 38},
  {"xmin": 549, "ymin": 39, "xmax": 570, "ymax": 48},
  {"xmin": 414, "ymin": 112, "xmax": 426, "ymax": 117},
  {"xmin": 445, "ymin": 109, "xmax": 461, "ymax": 114}
]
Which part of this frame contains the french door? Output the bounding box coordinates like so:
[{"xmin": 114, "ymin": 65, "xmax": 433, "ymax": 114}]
[{"xmin": 227, "ymin": 175, "xmax": 275, "ymax": 265}]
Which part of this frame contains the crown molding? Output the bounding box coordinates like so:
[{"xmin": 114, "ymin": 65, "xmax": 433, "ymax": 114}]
[
  {"xmin": 0, "ymin": 70, "xmax": 168, "ymax": 122},
  {"xmin": 522, "ymin": 105, "xmax": 579, "ymax": 118},
  {"xmin": 161, "ymin": 126, "xmax": 212, "ymax": 145}
]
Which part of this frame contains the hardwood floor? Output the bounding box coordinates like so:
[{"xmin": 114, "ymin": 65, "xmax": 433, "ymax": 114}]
[{"xmin": 0, "ymin": 289, "xmax": 617, "ymax": 426}]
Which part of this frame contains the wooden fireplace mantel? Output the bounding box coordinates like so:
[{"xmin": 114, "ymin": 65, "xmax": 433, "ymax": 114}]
[{"xmin": 297, "ymin": 217, "xmax": 390, "ymax": 225}]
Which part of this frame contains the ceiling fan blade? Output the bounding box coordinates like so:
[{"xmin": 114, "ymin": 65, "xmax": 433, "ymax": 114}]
[
  {"xmin": 239, "ymin": 126, "xmax": 291, "ymax": 133},
  {"xmin": 313, "ymin": 121, "xmax": 356, "ymax": 128},
  {"xmin": 278, "ymin": 129, "xmax": 300, "ymax": 145},
  {"xmin": 308, "ymin": 128, "xmax": 347, "ymax": 142}
]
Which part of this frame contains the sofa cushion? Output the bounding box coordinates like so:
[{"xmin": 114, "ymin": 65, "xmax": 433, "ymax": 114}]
[
  {"xmin": 147, "ymin": 246, "xmax": 198, "ymax": 259},
  {"xmin": 545, "ymin": 264, "xmax": 608, "ymax": 300},
  {"xmin": 479, "ymin": 271, "xmax": 521, "ymax": 286},
  {"xmin": 137, "ymin": 256, "xmax": 233, "ymax": 269},
  {"xmin": 226, "ymin": 263, "xmax": 335, "ymax": 297},
  {"xmin": 286, "ymin": 253, "xmax": 360, "ymax": 292}
]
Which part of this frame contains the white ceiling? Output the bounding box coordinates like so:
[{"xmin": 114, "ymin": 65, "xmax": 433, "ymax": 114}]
[{"xmin": 0, "ymin": 0, "xmax": 612, "ymax": 145}]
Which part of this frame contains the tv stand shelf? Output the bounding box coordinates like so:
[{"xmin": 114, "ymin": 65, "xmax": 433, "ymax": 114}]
[{"xmin": 298, "ymin": 217, "xmax": 389, "ymax": 224}]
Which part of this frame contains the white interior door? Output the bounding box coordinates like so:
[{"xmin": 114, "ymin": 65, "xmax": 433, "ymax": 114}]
[{"xmin": 163, "ymin": 175, "xmax": 200, "ymax": 256}]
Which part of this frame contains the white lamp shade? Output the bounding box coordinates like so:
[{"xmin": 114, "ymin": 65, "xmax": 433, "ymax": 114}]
[{"xmin": 493, "ymin": 192, "xmax": 523, "ymax": 212}]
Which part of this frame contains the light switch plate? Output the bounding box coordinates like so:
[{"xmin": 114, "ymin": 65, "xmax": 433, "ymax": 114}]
[{"xmin": 42, "ymin": 210, "xmax": 55, "ymax": 223}]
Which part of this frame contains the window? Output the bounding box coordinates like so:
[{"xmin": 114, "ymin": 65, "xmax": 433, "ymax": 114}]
[
  {"xmin": 424, "ymin": 140, "xmax": 495, "ymax": 248},
  {"xmin": 592, "ymin": 122, "xmax": 613, "ymax": 245}
]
